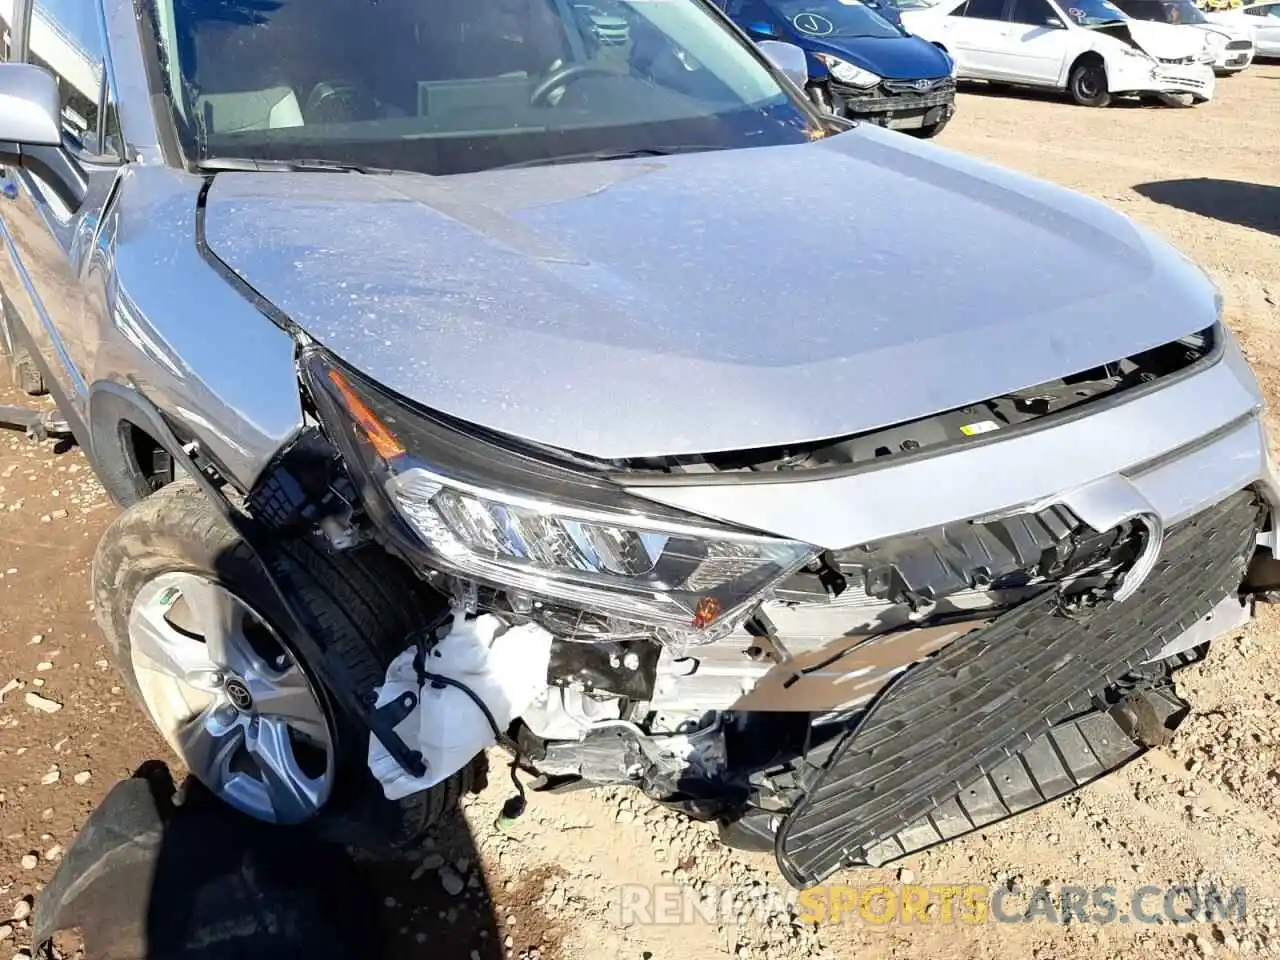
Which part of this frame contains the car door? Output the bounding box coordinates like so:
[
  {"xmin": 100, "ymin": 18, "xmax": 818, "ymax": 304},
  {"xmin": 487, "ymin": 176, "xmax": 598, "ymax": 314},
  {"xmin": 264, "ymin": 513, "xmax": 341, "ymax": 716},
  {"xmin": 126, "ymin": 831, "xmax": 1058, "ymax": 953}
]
[
  {"xmin": 1245, "ymin": 2, "xmax": 1280, "ymax": 54},
  {"xmin": 0, "ymin": 0, "xmax": 123, "ymax": 421},
  {"xmin": 997, "ymin": 0, "xmax": 1072, "ymax": 83},
  {"xmin": 935, "ymin": 0, "xmax": 1016, "ymax": 79}
]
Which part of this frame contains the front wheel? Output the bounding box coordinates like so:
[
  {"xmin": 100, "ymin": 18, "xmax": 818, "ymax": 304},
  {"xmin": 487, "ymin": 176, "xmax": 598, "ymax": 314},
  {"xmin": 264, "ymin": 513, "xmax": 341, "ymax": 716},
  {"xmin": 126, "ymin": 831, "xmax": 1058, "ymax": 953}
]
[
  {"xmin": 1068, "ymin": 60, "xmax": 1111, "ymax": 107},
  {"xmin": 92, "ymin": 480, "xmax": 472, "ymax": 851}
]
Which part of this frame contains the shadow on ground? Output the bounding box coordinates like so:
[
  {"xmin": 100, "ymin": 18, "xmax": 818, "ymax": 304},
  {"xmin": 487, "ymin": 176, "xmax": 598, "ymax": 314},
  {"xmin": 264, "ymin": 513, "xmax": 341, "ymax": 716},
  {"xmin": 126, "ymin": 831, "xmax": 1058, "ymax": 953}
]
[
  {"xmin": 957, "ymin": 79, "xmax": 1154, "ymax": 107},
  {"xmin": 1134, "ymin": 178, "xmax": 1280, "ymax": 236},
  {"xmin": 28, "ymin": 762, "xmax": 505, "ymax": 960}
]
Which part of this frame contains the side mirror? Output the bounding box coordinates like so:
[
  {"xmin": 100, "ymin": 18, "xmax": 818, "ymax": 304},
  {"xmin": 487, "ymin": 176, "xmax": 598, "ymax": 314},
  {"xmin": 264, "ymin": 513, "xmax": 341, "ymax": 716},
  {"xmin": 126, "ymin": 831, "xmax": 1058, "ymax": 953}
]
[
  {"xmin": 0, "ymin": 63, "xmax": 63, "ymax": 149},
  {"xmin": 747, "ymin": 20, "xmax": 780, "ymax": 37},
  {"xmin": 757, "ymin": 39, "xmax": 810, "ymax": 89},
  {"xmin": 0, "ymin": 63, "xmax": 91, "ymax": 210}
]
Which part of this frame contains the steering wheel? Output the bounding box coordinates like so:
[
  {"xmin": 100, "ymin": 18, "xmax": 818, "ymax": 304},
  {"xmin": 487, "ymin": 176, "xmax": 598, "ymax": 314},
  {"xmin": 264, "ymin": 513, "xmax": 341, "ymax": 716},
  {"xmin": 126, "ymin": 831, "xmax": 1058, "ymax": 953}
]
[
  {"xmin": 529, "ymin": 63, "xmax": 619, "ymax": 106},
  {"xmin": 304, "ymin": 80, "xmax": 379, "ymax": 124}
]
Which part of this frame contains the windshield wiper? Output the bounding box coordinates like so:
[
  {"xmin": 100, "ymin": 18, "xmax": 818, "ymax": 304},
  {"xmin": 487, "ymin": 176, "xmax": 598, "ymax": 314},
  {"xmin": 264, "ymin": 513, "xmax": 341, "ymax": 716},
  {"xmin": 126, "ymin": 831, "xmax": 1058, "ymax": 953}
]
[
  {"xmin": 1083, "ymin": 18, "xmax": 1130, "ymax": 27},
  {"xmin": 193, "ymin": 157, "xmax": 406, "ymax": 175},
  {"xmin": 491, "ymin": 145, "xmax": 723, "ymax": 170}
]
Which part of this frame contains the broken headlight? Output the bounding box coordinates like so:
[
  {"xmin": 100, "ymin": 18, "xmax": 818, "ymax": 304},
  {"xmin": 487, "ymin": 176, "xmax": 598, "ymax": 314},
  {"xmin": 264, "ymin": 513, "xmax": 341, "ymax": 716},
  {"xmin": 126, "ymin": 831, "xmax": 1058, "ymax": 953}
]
[{"xmin": 301, "ymin": 350, "xmax": 817, "ymax": 645}]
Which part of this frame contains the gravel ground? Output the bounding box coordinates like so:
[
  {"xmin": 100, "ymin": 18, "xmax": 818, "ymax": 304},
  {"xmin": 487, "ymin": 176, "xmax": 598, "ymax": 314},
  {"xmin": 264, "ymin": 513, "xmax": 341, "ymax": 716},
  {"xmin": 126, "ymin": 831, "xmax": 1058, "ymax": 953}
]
[{"xmin": 2, "ymin": 65, "xmax": 1279, "ymax": 960}]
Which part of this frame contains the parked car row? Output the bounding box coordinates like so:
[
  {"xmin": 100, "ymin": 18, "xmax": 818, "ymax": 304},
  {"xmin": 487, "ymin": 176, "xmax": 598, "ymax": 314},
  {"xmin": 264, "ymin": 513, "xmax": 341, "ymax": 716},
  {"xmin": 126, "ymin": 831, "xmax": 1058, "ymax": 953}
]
[
  {"xmin": 688, "ymin": 0, "xmax": 1272, "ymax": 130},
  {"xmin": 1207, "ymin": 1, "xmax": 1280, "ymax": 56},
  {"xmin": 709, "ymin": 0, "xmax": 958, "ymax": 136}
]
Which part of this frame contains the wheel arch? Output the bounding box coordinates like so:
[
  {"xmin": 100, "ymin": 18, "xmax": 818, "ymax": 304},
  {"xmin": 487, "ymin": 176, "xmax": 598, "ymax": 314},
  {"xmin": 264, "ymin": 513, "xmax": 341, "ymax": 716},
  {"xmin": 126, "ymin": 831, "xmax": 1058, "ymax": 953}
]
[
  {"xmin": 1067, "ymin": 48, "xmax": 1109, "ymax": 91},
  {"xmin": 87, "ymin": 381, "xmax": 192, "ymax": 505}
]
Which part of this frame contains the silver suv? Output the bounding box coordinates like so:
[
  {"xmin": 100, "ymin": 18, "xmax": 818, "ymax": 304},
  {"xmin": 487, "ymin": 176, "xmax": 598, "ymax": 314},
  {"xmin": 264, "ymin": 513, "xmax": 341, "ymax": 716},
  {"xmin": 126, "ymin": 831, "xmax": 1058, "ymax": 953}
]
[{"xmin": 1, "ymin": 0, "xmax": 1275, "ymax": 884}]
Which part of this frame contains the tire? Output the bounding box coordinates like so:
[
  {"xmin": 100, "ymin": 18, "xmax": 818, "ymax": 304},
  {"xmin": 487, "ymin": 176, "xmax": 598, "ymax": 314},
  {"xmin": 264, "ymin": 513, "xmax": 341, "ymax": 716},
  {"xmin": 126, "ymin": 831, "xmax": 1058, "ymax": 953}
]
[
  {"xmin": 1068, "ymin": 60, "xmax": 1111, "ymax": 107},
  {"xmin": 92, "ymin": 480, "xmax": 471, "ymax": 852}
]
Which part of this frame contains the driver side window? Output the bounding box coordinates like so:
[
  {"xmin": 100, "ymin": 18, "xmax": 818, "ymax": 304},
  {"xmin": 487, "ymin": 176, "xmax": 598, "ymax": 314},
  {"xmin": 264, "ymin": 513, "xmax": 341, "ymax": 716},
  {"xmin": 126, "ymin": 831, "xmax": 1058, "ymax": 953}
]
[
  {"xmin": 958, "ymin": 0, "xmax": 1008, "ymax": 17},
  {"xmin": 26, "ymin": 0, "xmax": 112, "ymax": 155},
  {"xmin": 1009, "ymin": 0, "xmax": 1060, "ymax": 23}
]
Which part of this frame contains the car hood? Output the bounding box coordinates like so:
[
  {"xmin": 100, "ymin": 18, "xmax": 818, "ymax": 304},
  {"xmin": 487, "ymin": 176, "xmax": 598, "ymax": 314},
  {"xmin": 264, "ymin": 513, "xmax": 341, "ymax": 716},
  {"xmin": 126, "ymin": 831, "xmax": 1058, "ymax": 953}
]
[
  {"xmin": 1185, "ymin": 19, "xmax": 1248, "ymax": 40},
  {"xmin": 1103, "ymin": 18, "xmax": 1213, "ymax": 58},
  {"xmin": 202, "ymin": 129, "xmax": 1218, "ymax": 461},
  {"xmin": 800, "ymin": 33, "xmax": 953, "ymax": 79}
]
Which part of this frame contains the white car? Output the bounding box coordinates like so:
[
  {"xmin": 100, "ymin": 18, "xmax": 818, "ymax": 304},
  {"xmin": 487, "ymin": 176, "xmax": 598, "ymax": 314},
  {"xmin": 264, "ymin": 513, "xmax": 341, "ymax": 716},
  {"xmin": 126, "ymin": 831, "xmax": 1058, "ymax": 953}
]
[
  {"xmin": 1207, "ymin": 2, "xmax": 1280, "ymax": 57},
  {"xmin": 1114, "ymin": 0, "xmax": 1254, "ymax": 73},
  {"xmin": 900, "ymin": 0, "xmax": 1218, "ymax": 105}
]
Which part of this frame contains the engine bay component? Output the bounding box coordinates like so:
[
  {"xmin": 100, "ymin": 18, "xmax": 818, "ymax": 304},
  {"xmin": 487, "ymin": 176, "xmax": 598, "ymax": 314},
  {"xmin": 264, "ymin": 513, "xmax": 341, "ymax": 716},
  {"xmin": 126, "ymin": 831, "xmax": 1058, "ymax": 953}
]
[
  {"xmin": 368, "ymin": 614, "xmax": 553, "ymax": 801},
  {"xmin": 546, "ymin": 635, "xmax": 661, "ymax": 700},
  {"xmin": 533, "ymin": 714, "xmax": 729, "ymax": 798}
]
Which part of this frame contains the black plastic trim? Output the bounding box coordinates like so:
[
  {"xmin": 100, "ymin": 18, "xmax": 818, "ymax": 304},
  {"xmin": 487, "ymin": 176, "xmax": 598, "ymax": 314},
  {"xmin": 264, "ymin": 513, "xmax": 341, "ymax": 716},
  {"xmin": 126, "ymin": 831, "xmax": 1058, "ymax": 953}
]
[
  {"xmin": 193, "ymin": 176, "xmax": 305, "ymax": 337},
  {"xmin": 129, "ymin": 0, "xmax": 187, "ymax": 170},
  {"xmin": 611, "ymin": 325, "xmax": 1227, "ymax": 488},
  {"xmin": 774, "ymin": 489, "xmax": 1261, "ymax": 887}
]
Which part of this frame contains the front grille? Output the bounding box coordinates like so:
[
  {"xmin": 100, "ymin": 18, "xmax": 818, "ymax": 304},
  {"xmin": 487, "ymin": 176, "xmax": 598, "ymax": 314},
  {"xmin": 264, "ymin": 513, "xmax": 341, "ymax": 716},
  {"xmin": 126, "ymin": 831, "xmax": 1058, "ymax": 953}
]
[
  {"xmin": 837, "ymin": 88, "xmax": 956, "ymax": 113},
  {"xmin": 882, "ymin": 77, "xmax": 956, "ymax": 95},
  {"xmin": 774, "ymin": 490, "xmax": 1262, "ymax": 887},
  {"xmin": 1226, "ymin": 39, "xmax": 1253, "ymax": 50},
  {"xmin": 833, "ymin": 76, "xmax": 956, "ymax": 114}
]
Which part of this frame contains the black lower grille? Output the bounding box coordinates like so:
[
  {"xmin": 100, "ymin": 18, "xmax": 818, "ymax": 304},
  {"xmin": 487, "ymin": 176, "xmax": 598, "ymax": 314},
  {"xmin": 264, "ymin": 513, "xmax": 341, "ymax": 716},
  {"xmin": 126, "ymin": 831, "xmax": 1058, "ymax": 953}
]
[
  {"xmin": 836, "ymin": 88, "xmax": 956, "ymax": 113},
  {"xmin": 775, "ymin": 490, "xmax": 1262, "ymax": 887}
]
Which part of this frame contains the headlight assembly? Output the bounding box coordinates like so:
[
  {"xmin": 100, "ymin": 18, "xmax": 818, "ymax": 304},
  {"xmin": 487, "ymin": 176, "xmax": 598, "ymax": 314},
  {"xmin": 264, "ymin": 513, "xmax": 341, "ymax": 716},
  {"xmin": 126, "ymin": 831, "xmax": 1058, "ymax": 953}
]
[
  {"xmin": 814, "ymin": 53, "xmax": 881, "ymax": 89},
  {"xmin": 301, "ymin": 350, "xmax": 818, "ymax": 645}
]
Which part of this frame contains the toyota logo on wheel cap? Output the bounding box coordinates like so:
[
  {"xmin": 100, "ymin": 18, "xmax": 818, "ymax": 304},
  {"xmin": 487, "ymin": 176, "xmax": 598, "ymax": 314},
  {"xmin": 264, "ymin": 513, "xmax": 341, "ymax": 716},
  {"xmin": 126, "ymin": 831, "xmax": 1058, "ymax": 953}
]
[{"xmin": 225, "ymin": 677, "xmax": 255, "ymax": 712}]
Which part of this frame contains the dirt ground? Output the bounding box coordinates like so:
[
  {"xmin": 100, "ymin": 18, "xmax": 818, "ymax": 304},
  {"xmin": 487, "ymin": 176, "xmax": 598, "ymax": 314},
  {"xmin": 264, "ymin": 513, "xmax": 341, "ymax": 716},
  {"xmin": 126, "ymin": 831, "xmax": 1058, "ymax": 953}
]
[{"xmin": 2, "ymin": 66, "xmax": 1280, "ymax": 960}]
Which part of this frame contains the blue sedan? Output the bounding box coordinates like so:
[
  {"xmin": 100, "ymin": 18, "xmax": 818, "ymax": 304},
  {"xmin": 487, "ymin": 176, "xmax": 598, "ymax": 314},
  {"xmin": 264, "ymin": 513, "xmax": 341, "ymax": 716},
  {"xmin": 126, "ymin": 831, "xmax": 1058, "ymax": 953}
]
[{"xmin": 711, "ymin": 0, "xmax": 958, "ymax": 136}]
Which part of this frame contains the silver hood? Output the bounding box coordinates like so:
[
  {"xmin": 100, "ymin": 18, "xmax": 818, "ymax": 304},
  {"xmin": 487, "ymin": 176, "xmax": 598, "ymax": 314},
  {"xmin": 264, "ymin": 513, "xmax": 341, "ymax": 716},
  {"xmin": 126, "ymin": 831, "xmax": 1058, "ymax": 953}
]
[{"xmin": 202, "ymin": 125, "xmax": 1218, "ymax": 460}]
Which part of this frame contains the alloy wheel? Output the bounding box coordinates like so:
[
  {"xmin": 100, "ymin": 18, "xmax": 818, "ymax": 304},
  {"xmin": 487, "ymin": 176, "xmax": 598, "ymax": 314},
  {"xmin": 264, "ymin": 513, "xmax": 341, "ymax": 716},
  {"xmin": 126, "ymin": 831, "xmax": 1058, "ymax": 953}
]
[{"xmin": 127, "ymin": 572, "xmax": 335, "ymax": 824}]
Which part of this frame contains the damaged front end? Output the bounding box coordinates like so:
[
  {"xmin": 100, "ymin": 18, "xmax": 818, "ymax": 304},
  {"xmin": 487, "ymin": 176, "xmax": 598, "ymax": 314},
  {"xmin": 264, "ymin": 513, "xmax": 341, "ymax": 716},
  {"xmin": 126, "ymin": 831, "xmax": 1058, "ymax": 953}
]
[
  {"xmin": 1095, "ymin": 19, "xmax": 1218, "ymax": 100},
  {"xmin": 246, "ymin": 325, "xmax": 1278, "ymax": 887}
]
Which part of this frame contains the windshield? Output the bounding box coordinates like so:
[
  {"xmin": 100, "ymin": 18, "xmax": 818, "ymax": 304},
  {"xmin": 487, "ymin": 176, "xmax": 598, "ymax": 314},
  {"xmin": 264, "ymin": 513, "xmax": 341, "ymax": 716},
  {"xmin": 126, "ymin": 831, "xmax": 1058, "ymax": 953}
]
[
  {"xmin": 1136, "ymin": 0, "xmax": 1210, "ymax": 21},
  {"xmin": 1062, "ymin": 0, "xmax": 1130, "ymax": 24},
  {"xmin": 765, "ymin": 0, "xmax": 905, "ymax": 37},
  {"xmin": 149, "ymin": 0, "xmax": 824, "ymax": 176}
]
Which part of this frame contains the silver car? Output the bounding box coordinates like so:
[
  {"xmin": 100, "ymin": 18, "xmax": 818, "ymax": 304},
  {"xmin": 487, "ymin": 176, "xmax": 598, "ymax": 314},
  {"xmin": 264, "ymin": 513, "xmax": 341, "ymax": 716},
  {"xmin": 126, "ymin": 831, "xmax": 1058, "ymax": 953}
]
[{"xmin": 1, "ymin": 0, "xmax": 1276, "ymax": 884}]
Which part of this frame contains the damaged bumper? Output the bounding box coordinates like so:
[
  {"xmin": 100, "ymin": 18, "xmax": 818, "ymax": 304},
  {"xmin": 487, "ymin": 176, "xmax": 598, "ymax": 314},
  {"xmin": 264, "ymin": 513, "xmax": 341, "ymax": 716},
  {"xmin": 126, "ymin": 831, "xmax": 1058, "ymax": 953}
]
[
  {"xmin": 1109, "ymin": 57, "xmax": 1217, "ymax": 99},
  {"xmin": 832, "ymin": 77, "xmax": 957, "ymax": 130},
  {"xmin": 620, "ymin": 332, "xmax": 1279, "ymax": 882},
  {"xmin": 773, "ymin": 490, "xmax": 1263, "ymax": 885},
  {"xmin": 361, "ymin": 323, "xmax": 1277, "ymax": 884}
]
